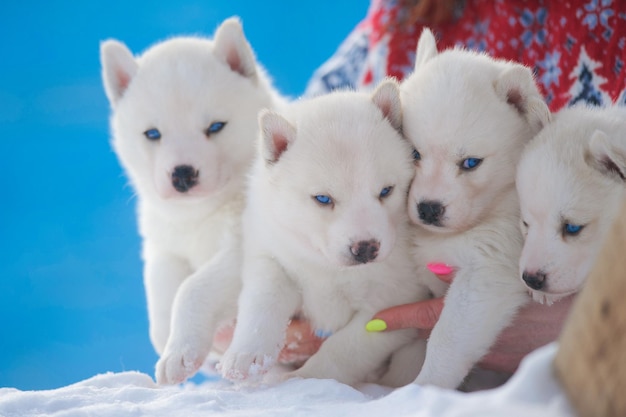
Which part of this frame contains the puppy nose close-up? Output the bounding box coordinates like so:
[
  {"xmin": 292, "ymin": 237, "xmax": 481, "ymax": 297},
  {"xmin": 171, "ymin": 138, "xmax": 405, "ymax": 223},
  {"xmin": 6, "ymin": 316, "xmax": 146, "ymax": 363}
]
[
  {"xmin": 418, "ymin": 201, "xmax": 445, "ymax": 225},
  {"xmin": 350, "ymin": 240, "xmax": 380, "ymax": 264},
  {"xmin": 171, "ymin": 165, "xmax": 199, "ymax": 192},
  {"xmin": 522, "ymin": 271, "xmax": 547, "ymax": 290}
]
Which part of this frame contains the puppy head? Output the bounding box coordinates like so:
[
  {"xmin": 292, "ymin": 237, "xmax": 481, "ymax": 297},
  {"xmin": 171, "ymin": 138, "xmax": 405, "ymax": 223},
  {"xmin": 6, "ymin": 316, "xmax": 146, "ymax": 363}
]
[
  {"xmin": 259, "ymin": 80, "xmax": 413, "ymax": 267},
  {"xmin": 402, "ymin": 29, "xmax": 550, "ymax": 233},
  {"xmin": 101, "ymin": 18, "xmax": 271, "ymax": 203},
  {"xmin": 517, "ymin": 108, "xmax": 626, "ymax": 304}
]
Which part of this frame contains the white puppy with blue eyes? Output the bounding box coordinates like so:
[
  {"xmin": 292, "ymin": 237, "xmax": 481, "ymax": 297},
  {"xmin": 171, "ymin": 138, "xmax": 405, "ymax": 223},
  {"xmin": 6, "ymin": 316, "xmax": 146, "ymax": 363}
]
[
  {"xmin": 399, "ymin": 29, "xmax": 551, "ymax": 390},
  {"xmin": 517, "ymin": 104, "xmax": 626, "ymax": 305},
  {"xmin": 218, "ymin": 80, "xmax": 430, "ymax": 387},
  {"xmin": 100, "ymin": 17, "xmax": 285, "ymax": 385}
]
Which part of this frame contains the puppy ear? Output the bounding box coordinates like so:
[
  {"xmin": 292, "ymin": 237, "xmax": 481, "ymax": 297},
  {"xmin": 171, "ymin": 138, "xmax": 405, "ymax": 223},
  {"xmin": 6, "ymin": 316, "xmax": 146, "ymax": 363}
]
[
  {"xmin": 259, "ymin": 109, "xmax": 296, "ymax": 164},
  {"xmin": 414, "ymin": 28, "xmax": 438, "ymax": 70},
  {"xmin": 100, "ymin": 39, "xmax": 138, "ymax": 106},
  {"xmin": 587, "ymin": 130, "xmax": 626, "ymax": 183},
  {"xmin": 371, "ymin": 78, "xmax": 402, "ymax": 132},
  {"xmin": 213, "ymin": 17, "xmax": 257, "ymax": 81},
  {"xmin": 494, "ymin": 65, "xmax": 552, "ymax": 135}
]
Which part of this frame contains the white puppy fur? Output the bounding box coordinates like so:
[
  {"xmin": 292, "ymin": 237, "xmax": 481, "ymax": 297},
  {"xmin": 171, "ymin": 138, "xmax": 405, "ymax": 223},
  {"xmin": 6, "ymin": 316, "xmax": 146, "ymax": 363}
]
[
  {"xmin": 400, "ymin": 29, "xmax": 551, "ymax": 389},
  {"xmin": 517, "ymin": 105, "xmax": 626, "ymax": 305},
  {"xmin": 219, "ymin": 80, "xmax": 430, "ymax": 387},
  {"xmin": 100, "ymin": 17, "xmax": 285, "ymax": 385}
]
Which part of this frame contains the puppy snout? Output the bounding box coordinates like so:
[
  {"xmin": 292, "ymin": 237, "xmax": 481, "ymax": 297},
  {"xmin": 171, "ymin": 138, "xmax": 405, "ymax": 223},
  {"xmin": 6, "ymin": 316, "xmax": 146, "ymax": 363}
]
[
  {"xmin": 522, "ymin": 271, "xmax": 547, "ymax": 291},
  {"xmin": 171, "ymin": 165, "xmax": 199, "ymax": 193},
  {"xmin": 350, "ymin": 240, "xmax": 380, "ymax": 264},
  {"xmin": 417, "ymin": 201, "xmax": 445, "ymax": 225}
]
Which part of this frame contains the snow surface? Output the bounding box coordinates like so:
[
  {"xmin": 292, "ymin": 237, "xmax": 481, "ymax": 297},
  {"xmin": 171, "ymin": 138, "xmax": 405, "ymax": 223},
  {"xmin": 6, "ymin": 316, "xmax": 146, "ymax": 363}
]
[{"xmin": 0, "ymin": 344, "xmax": 574, "ymax": 417}]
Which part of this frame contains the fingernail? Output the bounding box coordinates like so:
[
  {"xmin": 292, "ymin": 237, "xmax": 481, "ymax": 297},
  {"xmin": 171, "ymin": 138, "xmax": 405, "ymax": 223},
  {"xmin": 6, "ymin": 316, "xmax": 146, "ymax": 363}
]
[
  {"xmin": 427, "ymin": 262, "xmax": 454, "ymax": 275},
  {"xmin": 314, "ymin": 329, "xmax": 333, "ymax": 338},
  {"xmin": 365, "ymin": 319, "xmax": 387, "ymax": 332}
]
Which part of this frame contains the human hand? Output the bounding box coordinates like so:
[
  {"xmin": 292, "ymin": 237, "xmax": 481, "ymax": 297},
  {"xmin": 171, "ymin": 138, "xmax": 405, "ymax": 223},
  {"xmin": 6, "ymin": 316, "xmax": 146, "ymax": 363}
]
[
  {"xmin": 366, "ymin": 265, "xmax": 453, "ymax": 337},
  {"xmin": 277, "ymin": 318, "xmax": 324, "ymax": 366},
  {"xmin": 478, "ymin": 294, "xmax": 574, "ymax": 373},
  {"xmin": 213, "ymin": 317, "xmax": 323, "ymax": 367},
  {"xmin": 366, "ymin": 269, "xmax": 574, "ymax": 374}
]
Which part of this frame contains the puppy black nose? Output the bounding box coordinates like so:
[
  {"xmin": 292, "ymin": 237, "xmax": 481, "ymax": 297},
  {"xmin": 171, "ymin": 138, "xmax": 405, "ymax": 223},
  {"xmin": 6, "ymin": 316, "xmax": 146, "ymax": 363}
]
[
  {"xmin": 522, "ymin": 271, "xmax": 547, "ymax": 290},
  {"xmin": 171, "ymin": 165, "xmax": 199, "ymax": 193},
  {"xmin": 350, "ymin": 240, "xmax": 380, "ymax": 264},
  {"xmin": 417, "ymin": 201, "xmax": 445, "ymax": 225}
]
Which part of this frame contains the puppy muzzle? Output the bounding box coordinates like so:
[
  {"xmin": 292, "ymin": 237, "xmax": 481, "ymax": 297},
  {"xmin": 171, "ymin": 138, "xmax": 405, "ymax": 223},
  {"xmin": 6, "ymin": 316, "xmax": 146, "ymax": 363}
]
[
  {"xmin": 522, "ymin": 270, "xmax": 547, "ymax": 291},
  {"xmin": 171, "ymin": 165, "xmax": 199, "ymax": 193},
  {"xmin": 417, "ymin": 201, "xmax": 445, "ymax": 226},
  {"xmin": 350, "ymin": 240, "xmax": 380, "ymax": 264}
]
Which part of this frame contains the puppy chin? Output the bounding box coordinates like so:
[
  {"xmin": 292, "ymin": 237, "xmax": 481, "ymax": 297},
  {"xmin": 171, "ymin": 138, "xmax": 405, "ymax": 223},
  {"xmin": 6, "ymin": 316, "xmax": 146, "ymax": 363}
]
[
  {"xmin": 420, "ymin": 223, "xmax": 446, "ymax": 233},
  {"xmin": 330, "ymin": 251, "xmax": 386, "ymax": 268},
  {"xmin": 155, "ymin": 183, "xmax": 214, "ymax": 201},
  {"xmin": 528, "ymin": 288, "xmax": 579, "ymax": 306},
  {"xmin": 415, "ymin": 220, "xmax": 456, "ymax": 235},
  {"xmin": 331, "ymin": 253, "xmax": 364, "ymax": 268}
]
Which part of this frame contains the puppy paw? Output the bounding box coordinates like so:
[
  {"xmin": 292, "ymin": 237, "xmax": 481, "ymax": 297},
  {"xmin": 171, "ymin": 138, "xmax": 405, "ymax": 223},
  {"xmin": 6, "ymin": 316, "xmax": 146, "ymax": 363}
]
[
  {"xmin": 155, "ymin": 346, "xmax": 205, "ymax": 385},
  {"xmin": 218, "ymin": 350, "xmax": 276, "ymax": 382}
]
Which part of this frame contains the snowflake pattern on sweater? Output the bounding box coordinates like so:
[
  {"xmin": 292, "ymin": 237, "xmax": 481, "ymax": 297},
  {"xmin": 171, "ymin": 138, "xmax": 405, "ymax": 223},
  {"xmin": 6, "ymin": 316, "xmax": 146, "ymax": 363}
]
[{"xmin": 306, "ymin": 0, "xmax": 626, "ymax": 111}]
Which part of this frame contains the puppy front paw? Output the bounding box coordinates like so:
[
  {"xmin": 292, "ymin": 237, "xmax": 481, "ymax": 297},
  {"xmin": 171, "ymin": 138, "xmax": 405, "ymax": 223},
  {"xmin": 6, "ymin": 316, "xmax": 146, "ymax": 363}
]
[
  {"xmin": 218, "ymin": 350, "xmax": 276, "ymax": 382},
  {"xmin": 155, "ymin": 345, "xmax": 205, "ymax": 385}
]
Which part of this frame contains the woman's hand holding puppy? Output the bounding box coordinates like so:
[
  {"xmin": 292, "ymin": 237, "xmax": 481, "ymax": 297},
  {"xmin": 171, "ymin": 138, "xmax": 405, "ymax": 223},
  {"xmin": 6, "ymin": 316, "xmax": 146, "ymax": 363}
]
[{"xmin": 370, "ymin": 272, "xmax": 575, "ymax": 374}]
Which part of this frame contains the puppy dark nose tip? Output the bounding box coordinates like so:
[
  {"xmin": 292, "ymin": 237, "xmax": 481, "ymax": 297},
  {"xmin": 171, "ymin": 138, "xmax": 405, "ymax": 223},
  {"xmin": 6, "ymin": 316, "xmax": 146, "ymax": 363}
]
[
  {"xmin": 417, "ymin": 201, "xmax": 445, "ymax": 225},
  {"xmin": 350, "ymin": 240, "xmax": 380, "ymax": 264},
  {"xmin": 522, "ymin": 271, "xmax": 547, "ymax": 290},
  {"xmin": 171, "ymin": 165, "xmax": 199, "ymax": 192}
]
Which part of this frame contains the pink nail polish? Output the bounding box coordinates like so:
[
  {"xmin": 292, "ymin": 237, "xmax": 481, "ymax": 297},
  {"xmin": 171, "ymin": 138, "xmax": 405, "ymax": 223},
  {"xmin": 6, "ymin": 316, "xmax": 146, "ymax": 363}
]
[{"xmin": 427, "ymin": 262, "xmax": 454, "ymax": 275}]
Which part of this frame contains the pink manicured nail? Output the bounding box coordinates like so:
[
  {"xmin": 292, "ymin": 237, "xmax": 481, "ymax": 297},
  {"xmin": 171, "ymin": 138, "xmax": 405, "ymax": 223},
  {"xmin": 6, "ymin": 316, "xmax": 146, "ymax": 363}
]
[{"xmin": 427, "ymin": 262, "xmax": 454, "ymax": 275}]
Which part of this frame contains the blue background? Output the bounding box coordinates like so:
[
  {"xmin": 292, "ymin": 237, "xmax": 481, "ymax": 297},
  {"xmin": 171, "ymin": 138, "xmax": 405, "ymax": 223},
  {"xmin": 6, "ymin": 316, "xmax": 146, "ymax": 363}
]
[{"xmin": 0, "ymin": 1, "xmax": 363, "ymax": 390}]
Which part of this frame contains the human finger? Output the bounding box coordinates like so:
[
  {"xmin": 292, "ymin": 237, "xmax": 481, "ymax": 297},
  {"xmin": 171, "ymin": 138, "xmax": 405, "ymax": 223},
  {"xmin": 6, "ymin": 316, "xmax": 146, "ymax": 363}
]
[{"xmin": 367, "ymin": 298, "xmax": 444, "ymax": 332}]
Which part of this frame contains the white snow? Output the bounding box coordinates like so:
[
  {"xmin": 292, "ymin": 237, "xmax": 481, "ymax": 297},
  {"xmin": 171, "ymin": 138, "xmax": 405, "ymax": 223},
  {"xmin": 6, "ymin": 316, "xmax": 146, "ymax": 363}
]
[{"xmin": 0, "ymin": 344, "xmax": 575, "ymax": 417}]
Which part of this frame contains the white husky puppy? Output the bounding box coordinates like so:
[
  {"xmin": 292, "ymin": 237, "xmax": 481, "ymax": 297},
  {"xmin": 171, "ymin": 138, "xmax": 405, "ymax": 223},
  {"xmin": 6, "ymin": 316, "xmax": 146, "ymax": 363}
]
[
  {"xmin": 100, "ymin": 17, "xmax": 285, "ymax": 384},
  {"xmin": 400, "ymin": 29, "xmax": 551, "ymax": 389},
  {"xmin": 219, "ymin": 80, "xmax": 430, "ymax": 387},
  {"xmin": 517, "ymin": 105, "xmax": 626, "ymax": 305}
]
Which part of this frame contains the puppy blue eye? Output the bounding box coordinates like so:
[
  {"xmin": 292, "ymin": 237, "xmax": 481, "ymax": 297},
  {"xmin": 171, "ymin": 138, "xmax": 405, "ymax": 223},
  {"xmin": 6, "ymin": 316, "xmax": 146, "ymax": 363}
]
[
  {"xmin": 563, "ymin": 223, "xmax": 584, "ymax": 236},
  {"xmin": 412, "ymin": 149, "xmax": 421, "ymax": 161},
  {"xmin": 314, "ymin": 195, "xmax": 333, "ymax": 205},
  {"xmin": 205, "ymin": 121, "xmax": 227, "ymax": 136},
  {"xmin": 144, "ymin": 128, "xmax": 161, "ymax": 141},
  {"xmin": 379, "ymin": 186, "xmax": 393, "ymax": 198},
  {"xmin": 461, "ymin": 157, "xmax": 483, "ymax": 170}
]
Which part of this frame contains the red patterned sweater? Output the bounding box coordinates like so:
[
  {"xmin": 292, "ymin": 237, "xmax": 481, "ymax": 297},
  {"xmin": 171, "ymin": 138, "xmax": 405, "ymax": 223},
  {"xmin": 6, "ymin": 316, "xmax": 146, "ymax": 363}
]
[{"xmin": 306, "ymin": 0, "xmax": 626, "ymax": 111}]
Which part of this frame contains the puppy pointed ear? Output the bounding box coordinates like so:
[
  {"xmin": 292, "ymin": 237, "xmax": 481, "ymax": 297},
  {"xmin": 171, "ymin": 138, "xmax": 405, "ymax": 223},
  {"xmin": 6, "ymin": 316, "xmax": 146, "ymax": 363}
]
[
  {"xmin": 494, "ymin": 65, "xmax": 552, "ymax": 135},
  {"xmin": 587, "ymin": 130, "xmax": 626, "ymax": 183},
  {"xmin": 259, "ymin": 110, "xmax": 296, "ymax": 164},
  {"xmin": 213, "ymin": 17, "xmax": 257, "ymax": 81},
  {"xmin": 414, "ymin": 28, "xmax": 438, "ymax": 70},
  {"xmin": 100, "ymin": 39, "xmax": 138, "ymax": 106},
  {"xmin": 371, "ymin": 78, "xmax": 402, "ymax": 132}
]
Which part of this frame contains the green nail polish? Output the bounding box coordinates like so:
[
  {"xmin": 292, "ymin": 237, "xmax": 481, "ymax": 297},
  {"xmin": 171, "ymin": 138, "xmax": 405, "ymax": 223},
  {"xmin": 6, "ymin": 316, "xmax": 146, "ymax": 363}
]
[{"xmin": 366, "ymin": 319, "xmax": 387, "ymax": 332}]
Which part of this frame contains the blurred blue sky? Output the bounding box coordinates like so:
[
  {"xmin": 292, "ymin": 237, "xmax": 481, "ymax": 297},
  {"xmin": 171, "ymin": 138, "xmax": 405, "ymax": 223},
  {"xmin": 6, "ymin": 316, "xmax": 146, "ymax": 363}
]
[{"xmin": 0, "ymin": 1, "xmax": 364, "ymax": 390}]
